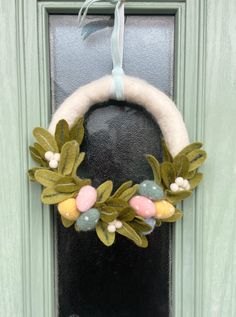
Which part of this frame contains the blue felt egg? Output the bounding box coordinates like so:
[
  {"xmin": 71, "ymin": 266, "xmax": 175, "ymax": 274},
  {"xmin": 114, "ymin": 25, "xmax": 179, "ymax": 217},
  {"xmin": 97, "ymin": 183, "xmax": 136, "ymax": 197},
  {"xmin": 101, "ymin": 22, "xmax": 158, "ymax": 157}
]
[
  {"xmin": 75, "ymin": 208, "xmax": 100, "ymax": 232},
  {"xmin": 139, "ymin": 180, "xmax": 163, "ymax": 200},
  {"xmin": 143, "ymin": 217, "xmax": 156, "ymax": 235}
]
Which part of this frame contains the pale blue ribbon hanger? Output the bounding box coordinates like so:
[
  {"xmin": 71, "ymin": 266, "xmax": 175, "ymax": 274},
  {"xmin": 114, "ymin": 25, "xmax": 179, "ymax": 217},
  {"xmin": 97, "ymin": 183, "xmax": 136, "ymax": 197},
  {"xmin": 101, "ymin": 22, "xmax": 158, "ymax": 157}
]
[{"xmin": 78, "ymin": 0, "xmax": 125, "ymax": 100}]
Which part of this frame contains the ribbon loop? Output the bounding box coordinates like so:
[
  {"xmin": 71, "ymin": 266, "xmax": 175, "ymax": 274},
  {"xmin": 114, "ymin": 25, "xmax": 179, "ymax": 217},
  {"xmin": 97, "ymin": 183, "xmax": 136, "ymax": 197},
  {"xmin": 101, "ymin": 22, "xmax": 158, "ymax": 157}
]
[{"xmin": 78, "ymin": 0, "xmax": 125, "ymax": 100}]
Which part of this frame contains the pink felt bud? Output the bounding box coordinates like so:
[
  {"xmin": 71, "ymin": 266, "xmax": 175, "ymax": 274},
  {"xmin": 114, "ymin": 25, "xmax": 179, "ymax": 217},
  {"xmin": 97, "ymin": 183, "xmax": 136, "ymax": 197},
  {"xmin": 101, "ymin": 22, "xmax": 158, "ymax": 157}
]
[
  {"xmin": 129, "ymin": 195, "xmax": 156, "ymax": 218},
  {"xmin": 76, "ymin": 185, "xmax": 97, "ymax": 212}
]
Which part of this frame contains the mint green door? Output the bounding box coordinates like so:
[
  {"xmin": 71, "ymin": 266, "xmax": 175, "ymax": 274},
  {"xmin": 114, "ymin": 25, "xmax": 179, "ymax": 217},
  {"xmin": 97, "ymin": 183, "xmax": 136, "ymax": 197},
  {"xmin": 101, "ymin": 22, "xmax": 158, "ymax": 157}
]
[{"xmin": 1, "ymin": 1, "xmax": 236, "ymax": 317}]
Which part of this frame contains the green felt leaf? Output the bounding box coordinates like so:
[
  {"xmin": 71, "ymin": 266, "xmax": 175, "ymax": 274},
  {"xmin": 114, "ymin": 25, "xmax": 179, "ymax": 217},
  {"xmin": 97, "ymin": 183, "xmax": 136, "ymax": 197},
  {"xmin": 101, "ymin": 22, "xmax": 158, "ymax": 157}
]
[
  {"xmin": 35, "ymin": 169, "xmax": 61, "ymax": 187},
  {"xmin": 129, "ymin": 217, "xmax": 152, "ymax": 233},
  {"xmin": 106, "ymin": 198, "xmax": 130, "ymax": 214},
  {"xmin": 187, "ymin": 170, "xmax": 197, "ymax": 179},
  {"xmin": 118, "ymin": 207, "xmax": 135, "ymax": 222},
  {"xmin": 175, "ymin": 142, "xmax": 203, "ymax": 158},
  {"xmin": 72, "ymin": 152, "xmax": 85, "ymax": 176},
  {"xmin": 139, "ymin": 235, "xmax": 149, "ymax": 248},
  {"xmin": 96, "ymin": 181, "xmax": 113, "ymax": 203},
  {"xmin": 34, "ymin": 142, "xmax": 46, "ymax": 158},
  {"xmin": 111, "ymin": 181, "xmax": 133, "ymax": 198},
  {"xmin": 187, "ymin": 149, "xmax": 207, "ymax": 171},
  {"xmin": 61, "ymin": 216, "xmax": 75, "ymax": 228},
  {"xmin": 55, "ymin": 119, "xmax": 70, "ymax": 151},
  {"xmin": 55, "ymin": 176, "xmax": 81, "ymax": 193},
  {"xmin": 161, "ymin": 139, "xmax": 173, "ymax": 162},
  {"xmin": 100, "ymin": 206, "xmax": 119, "ymax": 222},
  {"xmin": 117, "ymin": 222, "xmax": 143, "ymax": 247},
  {"xmin": 33, "ymin": 127, "xmax": 58, "ymax": 152},
  {"xmin": 58, "ymin": 140, "xmax": 79, "ymax": 176},
  {"xmin": 145, "ymin": 154, "xmax": 161, "ymax": 185},
  {"xmin": 165, "ymin": 189, "xmax": 192, "ymax": 204},
  {"xmin": 118, "ymin": 184, "xmax": 138, "ymax": 201},
  {"xmin": 29, "ymin": 146, "xmax": 45, "ymax": 166},
  {"xmin": 162, "ymin": 208, "xmax": 183, "ymax": 222},
  {"xmin": 189, "ymin": 173, "xmax": 203, "ymax": 189},
  {"xmin": 173, "ymin": 155, "xmax": 190, "ymax": 178},
  {"xmin": 156, "ymin": 220, "xmax": 162, "ymax": 227},
  {"xmin": 28, "ymin": 167, "xmax": 46, "ymax": 181},
  {"xmin": 41, "ymin": 187, "xmax": 73, "ymax": 204},
  {"xmin": 96, "ymin": 221, "xmax": 115, "ymax": 246},
  {"xmin": 160, "ymin": 162, "xmax": 176, "ymax": 189},
  {"xmin": 69, "ymin": 117, "xmax": 84, "ymax": 145}
]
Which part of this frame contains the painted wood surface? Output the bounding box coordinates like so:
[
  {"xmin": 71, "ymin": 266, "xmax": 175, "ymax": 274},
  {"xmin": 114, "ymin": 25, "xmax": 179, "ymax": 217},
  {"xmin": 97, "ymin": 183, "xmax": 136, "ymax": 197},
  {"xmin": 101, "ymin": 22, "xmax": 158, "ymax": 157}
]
[{"xmin": 0, "ymin": 0, "xmax": 235, "ymax": 316}]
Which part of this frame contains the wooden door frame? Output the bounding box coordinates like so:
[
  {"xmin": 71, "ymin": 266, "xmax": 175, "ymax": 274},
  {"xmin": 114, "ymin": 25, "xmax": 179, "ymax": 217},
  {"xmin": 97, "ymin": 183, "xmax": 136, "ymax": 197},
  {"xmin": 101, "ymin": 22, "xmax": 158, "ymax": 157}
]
[{"xmin": 2, "ymin": 0, "xmax": 235, "ymax": 316}]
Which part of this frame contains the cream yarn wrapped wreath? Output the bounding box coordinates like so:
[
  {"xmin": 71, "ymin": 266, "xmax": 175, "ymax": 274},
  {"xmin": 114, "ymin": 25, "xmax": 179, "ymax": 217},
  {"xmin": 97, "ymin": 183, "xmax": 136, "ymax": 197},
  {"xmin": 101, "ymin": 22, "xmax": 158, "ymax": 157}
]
[
  {"xmin": 49, "ymin": 75, "xmax": 189, "ymax": 157},
  {"xmin": 28, "ymin": 74, "xmax": 206, "ymax": 248}
]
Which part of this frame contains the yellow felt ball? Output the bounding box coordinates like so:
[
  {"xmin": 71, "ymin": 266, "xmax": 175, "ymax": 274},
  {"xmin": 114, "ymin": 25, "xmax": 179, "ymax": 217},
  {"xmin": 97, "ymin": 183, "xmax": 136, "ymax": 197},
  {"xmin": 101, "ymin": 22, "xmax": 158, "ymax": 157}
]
[
  {"xmin": 154, "ymin": 200, "xmax": 175, "ymax": 220},
  {"xmin": 58, "ymin": 198, "xmax": 80, "ymax": 221}
]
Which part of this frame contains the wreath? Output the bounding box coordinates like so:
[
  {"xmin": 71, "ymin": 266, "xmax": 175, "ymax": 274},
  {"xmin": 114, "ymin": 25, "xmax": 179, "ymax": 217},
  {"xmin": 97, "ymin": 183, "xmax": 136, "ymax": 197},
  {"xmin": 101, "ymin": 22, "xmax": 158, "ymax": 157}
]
[{"xmin": 28, "ymin": 110, "xmax": 206, "ymax": 248}]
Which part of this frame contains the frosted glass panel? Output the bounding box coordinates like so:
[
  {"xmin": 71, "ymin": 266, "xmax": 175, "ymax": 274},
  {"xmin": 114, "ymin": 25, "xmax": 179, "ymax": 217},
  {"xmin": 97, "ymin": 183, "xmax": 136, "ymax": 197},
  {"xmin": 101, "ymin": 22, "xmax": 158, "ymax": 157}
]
[{"xmin": 50, "ymin": 14, "xmax": 174, "ymax": 317}]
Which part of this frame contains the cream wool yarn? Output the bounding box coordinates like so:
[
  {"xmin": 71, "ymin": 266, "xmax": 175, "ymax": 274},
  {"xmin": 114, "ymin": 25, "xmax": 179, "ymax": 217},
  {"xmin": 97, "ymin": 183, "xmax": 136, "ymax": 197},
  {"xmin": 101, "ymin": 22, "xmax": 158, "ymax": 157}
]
[{"xmin": 49, "ymin": 75, "xmax": 189, "ymax": 157}]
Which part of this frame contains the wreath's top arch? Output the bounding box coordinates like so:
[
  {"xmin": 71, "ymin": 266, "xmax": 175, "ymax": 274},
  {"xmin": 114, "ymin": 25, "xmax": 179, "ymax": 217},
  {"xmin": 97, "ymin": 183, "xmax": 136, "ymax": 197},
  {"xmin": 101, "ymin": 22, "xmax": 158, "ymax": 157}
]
[{"xmin": 49, "ymin": 75, "xmax": 189, "ymax": 157}]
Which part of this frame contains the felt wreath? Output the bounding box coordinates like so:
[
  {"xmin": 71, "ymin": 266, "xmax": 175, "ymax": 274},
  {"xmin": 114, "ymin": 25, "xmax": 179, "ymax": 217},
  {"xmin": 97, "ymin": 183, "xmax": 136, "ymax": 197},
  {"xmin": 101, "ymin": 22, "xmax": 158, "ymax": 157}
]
[{"xmin": 28, "ymin": 76, "xmax": 206, "ymax": 248}]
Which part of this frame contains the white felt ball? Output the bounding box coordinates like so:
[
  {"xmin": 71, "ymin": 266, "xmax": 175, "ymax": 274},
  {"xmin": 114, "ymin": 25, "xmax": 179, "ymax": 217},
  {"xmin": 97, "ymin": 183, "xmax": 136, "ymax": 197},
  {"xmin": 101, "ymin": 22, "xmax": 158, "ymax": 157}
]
[
  {"xmin": 115, "ymin": 220, "xmax": 123, "ymax": 229},
  {"xmin": 107, "ymin": 224, "xmax": 116, "ymax": 233},
  {"xmin": 49, "ymin": 159, "xmax": 58, "ymax": 169},
  {"xmin": 53, "ymin": 153, "xmax": 60, "ymax": 161},
  {"xmin": 45, "ymin": 151, "xmax": 54, "ymax": 161},
  {"xmin": 185, "ymin": 182, "xmax": 191, "ymax": 190},
  {"xmin": 175, "ymin": 177, "xmax": 184, "ymax": 186},
  {"xmin": 170, "ymin": 183, "xmax": 179, "ymax": 192}
]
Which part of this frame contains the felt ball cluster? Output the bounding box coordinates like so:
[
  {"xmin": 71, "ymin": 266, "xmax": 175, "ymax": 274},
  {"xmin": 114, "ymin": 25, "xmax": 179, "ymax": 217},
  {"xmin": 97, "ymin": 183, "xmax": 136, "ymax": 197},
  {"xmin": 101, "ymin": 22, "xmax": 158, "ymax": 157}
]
[
  {"xmin": 170, "ymin": 177, "xmax": 190, "ymax": 192},
  {"xmin": 107, "ymin": 219, "xmax": 123, "ymax": 233},
  {"xmin": 129, "ymin": 180, "xmax": 175, "ymax": 222},
  {"xmin": 45, "ymin": 151, "xmax": 60, "ymax": 168},
  {"xmin": 58, "ymin": 185, "xmax": 100, "ymax": 231}
]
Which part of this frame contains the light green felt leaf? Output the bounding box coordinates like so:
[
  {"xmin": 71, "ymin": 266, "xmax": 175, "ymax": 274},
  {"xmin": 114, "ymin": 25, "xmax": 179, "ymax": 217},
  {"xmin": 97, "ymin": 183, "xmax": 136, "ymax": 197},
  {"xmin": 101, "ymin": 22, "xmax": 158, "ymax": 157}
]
[
  {"xmin": 55, "ymin": 119, "xmax": 70, "ymax": 151},
  {"xmin": 187, "ymin": 149, "xmax": 207, "ymax": 171},
  {"xmin": 29, "ymin": 146, "xmax": 45, "ymax": 166},
  {"xmin": 55, "ymin": 176, "xmax": 81, "ymax": 193},
  {"xmin": 72, "ymin": 152, "xmax": 85, "ymax": 176},
  {"xmin": 58, "ymin": 140, "xmax": 78, "ymax": 176},
  {"xmin": 100, "ymin": 206, "xmax": 118, "ymax": 223},
  {"xmin": 41, "ymin": 187, "xmax": 73, "ymax": 204},
  {"xmin": 189, "ymin": 173, "xmax": 203, "ymax": 189},
  {"xmin": 117, "ymin": 222, "xmax": 143, "ymax": 247},
  {"xmin": 34, "ymin": 142, "xmax": 46, "ymax": 158},
  {"xmin": 145, "ymin": 154, "xmax": 161, "ymax": 185},
  {"xmin": 69, "ymin": 117, "xmax": 84, "ymax": 145},
  {"xmin": 118, "ymin": 184, "xmax": 138, "ymax": 201},
  {"xmin": 160, "ymin": 162, "xmax": 176, "ymax": 188},
  {"xmin": 165, "ymin": 189, "xmax": 192, "ymax": 204},
  {"xmin": 28, "ymin": 167, "xmax": 47, "ymax": 181},
  {"xmin": 96, "ymin": 181, "xmax": 113, "ymax": 203},
  {"xmin": 173, "ymin": 155, "xmax": 190, "ymax": 178},
  {"xmin": 111, "ymin": 181, "xmax": 133, "ymax": 198},
  {"xmin": 33, "ymin": 127, "xmax": 58, "ymax": 152},
  {"xmin": 129, "ymin": 217, "xmax": 152, "ymax": 233},
  {"xmin": 96, "ymin": 221, "xmax": 115, "ymax": 246},
  {"xmin": 162, "ymin": 208, "xmax": 183, "ymax": 222},
  {"xmin": 118, "ymin": 207, "xmax": 135, "ymax": 222},
  {"xmin": 161, "ymin": 139, "xmax": 173, "ymax": 162},
  {"xmin": 187, "ymin": 169, "xmax": 197, "ymax": 179},
  {"xmin": 106, "ymin": 199, "xmax": 130, "ymax": 215},
  {"xmin": 61, "ymin": 216, "xmax": 75, "ymax": 228},
  {"xmin": 35, "ymin": 169, "xmax": 61, "ymax": 187},
  {"xmin": 175, "ymin": 142, "xmax": 203, "ymax": 158}
]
